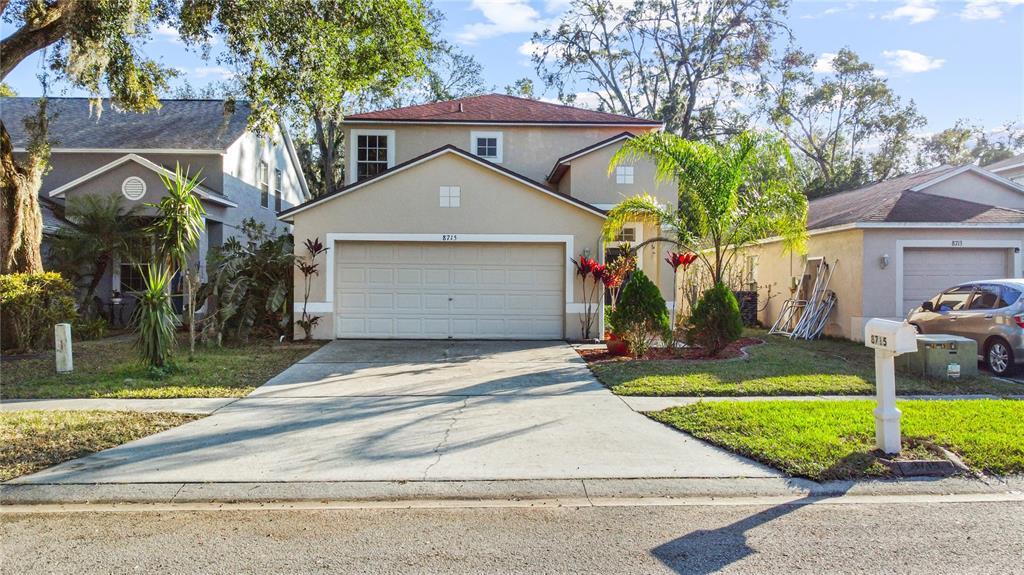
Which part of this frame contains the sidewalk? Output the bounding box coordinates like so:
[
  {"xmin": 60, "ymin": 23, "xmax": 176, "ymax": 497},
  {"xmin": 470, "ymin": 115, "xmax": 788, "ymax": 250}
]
[
  {"xmin": 1, "ymin": 398, "xmax": 237, "ymax": 414},
  {"xmin": 618, "ymin": 393, "xmax": 1024, "ymax": 412},
  {"xmin": 3, "ymin": 475, "xmax": 1023, "ymax": 507}
]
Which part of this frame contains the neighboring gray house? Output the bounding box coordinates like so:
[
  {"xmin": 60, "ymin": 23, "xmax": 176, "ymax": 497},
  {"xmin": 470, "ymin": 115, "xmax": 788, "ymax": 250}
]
[
  {"xmin": 1, "ymin": 97, "xmax": 310, "ymax": 317},
  {"xmin": 987, "ymin": 152, "xmax": 1024, "ymax": 184}
]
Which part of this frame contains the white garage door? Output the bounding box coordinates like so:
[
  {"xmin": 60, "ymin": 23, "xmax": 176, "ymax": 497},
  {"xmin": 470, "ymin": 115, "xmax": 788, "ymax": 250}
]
[
  {"xmin": 902, "ymin": 247, "xmax": 1010, "ymax": 315},
  {"xmin": 334, "ymin": 242, "xmax": 564, "ymax": 339}
]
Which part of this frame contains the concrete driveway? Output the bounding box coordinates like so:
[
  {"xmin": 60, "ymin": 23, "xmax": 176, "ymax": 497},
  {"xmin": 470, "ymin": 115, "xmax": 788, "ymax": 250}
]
[{"xmin": 12, "ymin": 340, "xmax": 775, "ymax": 484}]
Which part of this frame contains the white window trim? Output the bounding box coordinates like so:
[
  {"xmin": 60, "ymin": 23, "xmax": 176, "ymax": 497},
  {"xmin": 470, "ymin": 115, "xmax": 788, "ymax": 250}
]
[
  {"xmin": 892, "ymin": 239, "xmax": 1023, "ymax": 319},
  {"xmin": 258, "ymin": 160, "xmax": 270, "ymax": 209},
  {"xmin": 469, "ymin": 131, "xmax": 503, "ymax": 163},
  {"xmin": 349, "ymin": 129, "xmax": 396, "ymax": 184},
  {"xmin": 615, "ymin": 165, "xmax": 634, "ymax": 185},
  {"xmin": 439, "ymin": 185, "xmax": 461, "ymax": 208},
  {"xmin": 273, "ymin": 168, "xmax": 284, "ymax": 211},
  {"xmin": 607, "ymin": 224, "xmax": 643, "ymax": 270}
]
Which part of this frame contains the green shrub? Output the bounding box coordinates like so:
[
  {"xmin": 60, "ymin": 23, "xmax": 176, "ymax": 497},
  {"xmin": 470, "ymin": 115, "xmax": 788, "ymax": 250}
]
[
  {"xmin": 610, "ymin": 269, "xmax": 670, "ymax": 357},
  {"xmin": 133, "ymin": 264, "xmax": 179, "ymax": 368},
  {"xmin": 0, "ymin": 272, "xmax": 77, "ymax": 352},
  {"xmin": 74, "ymin": 317, "xmax": 109, "ymax": 341},
  {"xmin": 686, "ymin": 282, "xmax": 743, "ymax": 356}
]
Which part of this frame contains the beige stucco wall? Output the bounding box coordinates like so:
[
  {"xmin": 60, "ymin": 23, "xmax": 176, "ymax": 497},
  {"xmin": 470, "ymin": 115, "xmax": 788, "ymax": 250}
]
[
  {"xmin": 561, "ymin": 143, "xmax": 674, "ymax": 207},
  {"xmin": 342, "ymin": 123, "xmax": 657, "ymax": 185},
  {"xmin": 749, "ymin": 225, "xmax": 1024, "ymax": 341},
  {"xmin": 922, "ymin": 170, "xmax": 1024, "ymax": 210},
  {"xmin": 740, "ymin": 229, "xmax": 865, "ymax": 340},
  {"xmin": 290, "ymin": 151, "xmax": 610, "ymax": 339}
]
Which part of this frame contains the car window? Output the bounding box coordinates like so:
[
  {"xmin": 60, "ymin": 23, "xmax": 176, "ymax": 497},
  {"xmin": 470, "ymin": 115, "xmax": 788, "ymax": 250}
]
[
  {"xmin": 935, "ymin": 286, "xmax": 974, "ymax": 312},
  {"xmin": 968, "ymin": 285, "xmax": 1002, "ymax": 310},
  {"xmin": 1000, "ymin": 285, "xmax": 1022, "ymax": 307}
]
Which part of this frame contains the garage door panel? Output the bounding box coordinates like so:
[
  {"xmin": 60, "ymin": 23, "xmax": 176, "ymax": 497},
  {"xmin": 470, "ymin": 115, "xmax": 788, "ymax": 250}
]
[
  {"xmin": 902, "ymin": 248, "xmax": 1009, "ymax": 316},
  {"xmin": 335, "ymin": 241, "xmax": 564, "ymax": 339}
]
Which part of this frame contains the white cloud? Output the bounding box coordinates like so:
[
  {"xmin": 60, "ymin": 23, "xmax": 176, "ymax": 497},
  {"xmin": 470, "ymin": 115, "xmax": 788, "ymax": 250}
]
[
  {"xmin": 813, "ymin": 53, "xmax": 838, "ymax": 73},
  {"xmin": 960, "ymin": 0, "xmax": 1024, "ymax": 20},
  {"xmin": 518, "ymin": 40, "xmax": 543, "ymax": 57},
  {"xmin": 193, "ymin": 66, "xmax": 234, "ymax": 80},
  {"xmin": 801, "ymin": 3, "xmax": 855, "ymax": 19},
  {"xmin": 883, "ymin": 0, "xmax": 938, "ymax": 23},
  {"xmin": 882, "ymin": 49, "xmax": 945, "ymax": 73},
  {"xmin": 456, "ymin": 0, "xmax": 552, "ymax": 44},
  {"xmin": 153, "ymin": 23, "xmax": 182, "ymax": 44}
]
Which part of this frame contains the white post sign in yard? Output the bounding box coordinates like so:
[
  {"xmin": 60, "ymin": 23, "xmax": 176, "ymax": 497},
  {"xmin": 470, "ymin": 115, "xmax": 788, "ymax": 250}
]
[
  {"xmin": 54, "ymin": 323, "xmax": 73, "ymax": 373},
  {"xmin": 864, "ymin": 319, "xmax": 918, "ymax": 454}
]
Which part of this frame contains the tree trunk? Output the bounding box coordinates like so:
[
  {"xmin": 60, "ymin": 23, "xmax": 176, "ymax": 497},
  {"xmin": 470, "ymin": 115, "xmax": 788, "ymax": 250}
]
[
  {"xmin": 0, "ymin": 121, "xmax": 45, "ymax": 274},
  {"xmin": 81, "ymin": 251, "xmax": 113, "ymax": 317},
  {"xmin": 312, "ymin": 115, "xmax": 337, "ymax": 197}
]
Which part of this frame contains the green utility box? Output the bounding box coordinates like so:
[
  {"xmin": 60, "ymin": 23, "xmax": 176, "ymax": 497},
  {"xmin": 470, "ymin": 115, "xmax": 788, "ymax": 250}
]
[{"xmin": 897, "ymin": 334, "xmax": 978, "ymax": 379}]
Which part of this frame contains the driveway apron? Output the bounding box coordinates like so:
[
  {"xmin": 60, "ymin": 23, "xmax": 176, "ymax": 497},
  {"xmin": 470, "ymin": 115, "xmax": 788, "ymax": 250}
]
[{"xmin": 10, "ymin": 340, "xmax": 776, "ymax": 484}]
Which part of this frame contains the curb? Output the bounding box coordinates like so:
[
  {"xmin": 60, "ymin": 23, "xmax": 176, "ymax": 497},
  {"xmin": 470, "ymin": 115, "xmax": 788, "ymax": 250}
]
[{"xmin": 3, "ymin": 476, "xmax": 1022, "ymax": 507}]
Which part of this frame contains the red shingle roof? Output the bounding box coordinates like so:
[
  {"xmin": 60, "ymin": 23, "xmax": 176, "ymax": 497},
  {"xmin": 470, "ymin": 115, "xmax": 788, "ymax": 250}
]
[{"xmin": 345, "ymin": 94, "xmax": 663, "ymax": 125}]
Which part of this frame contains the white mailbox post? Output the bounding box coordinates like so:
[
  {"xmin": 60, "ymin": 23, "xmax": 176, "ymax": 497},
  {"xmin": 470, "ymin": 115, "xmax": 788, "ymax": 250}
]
[{"xmin": 864, "ymin": 319, "xmax": 918, "ymax": 454}]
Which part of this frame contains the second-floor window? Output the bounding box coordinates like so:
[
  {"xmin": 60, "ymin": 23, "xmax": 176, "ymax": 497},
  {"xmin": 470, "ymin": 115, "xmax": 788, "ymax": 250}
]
[
  {"xmin": 356, "ymin": 134, "xmax": 390, "ymax": 180},
  {"xmin": 258, "ymin": 161, "xmax": 270, "ymax": 208},
  {"xmin": 470, "ymin": 131, "xmax": 503, "ymax": 163},
  {"xmin": 615, "ymin": 166, "xmax": 634, "ymax": 184},
  {"xmin": 274, "ymin": 169, "xmax": 283, "ymax": 211}
]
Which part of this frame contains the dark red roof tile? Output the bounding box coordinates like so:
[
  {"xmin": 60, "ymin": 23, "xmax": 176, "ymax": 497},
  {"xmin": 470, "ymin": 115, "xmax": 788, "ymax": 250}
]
[{"xmin": 345, "ymin": 94, "xmax": 662, "ymax": 125}]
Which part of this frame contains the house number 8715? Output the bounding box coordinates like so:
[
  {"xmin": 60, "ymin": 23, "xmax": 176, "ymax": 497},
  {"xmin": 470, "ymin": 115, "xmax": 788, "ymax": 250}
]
[{"xmin": 442, "ymin": 234, "xmax": 458, "ymax": 241}]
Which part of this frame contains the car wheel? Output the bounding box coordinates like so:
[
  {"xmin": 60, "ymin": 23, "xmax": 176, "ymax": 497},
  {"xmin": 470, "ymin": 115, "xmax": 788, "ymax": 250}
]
[{"xmin": 985, "ymin": 338, "xmax": 1016, "ymax": 376}]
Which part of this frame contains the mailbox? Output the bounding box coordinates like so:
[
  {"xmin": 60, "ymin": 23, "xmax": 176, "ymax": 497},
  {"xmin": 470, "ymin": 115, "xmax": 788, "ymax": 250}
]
[
  {"xmin": 863, "ymin": 318, "xmax": 917, "ymax": 455},
  {"xmin": 864, "ymin": 319, "xmax": 917, "ymax": 355}
]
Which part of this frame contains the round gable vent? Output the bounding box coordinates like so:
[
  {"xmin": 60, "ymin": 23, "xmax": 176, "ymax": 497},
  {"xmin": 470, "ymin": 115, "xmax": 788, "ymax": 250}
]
[{"xmin": 122, "ymin": 176, "xmax": 147, "ymax": 200}]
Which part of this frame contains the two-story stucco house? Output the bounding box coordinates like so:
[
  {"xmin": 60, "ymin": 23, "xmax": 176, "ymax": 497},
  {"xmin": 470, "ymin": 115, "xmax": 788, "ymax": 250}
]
[
  {"xmin": 1, "ymin": 97, "xmax": 309, "ymax": 316},
  {"xmin": 279, "ymin": 94, "xmax": 676, "ymax": 340}
]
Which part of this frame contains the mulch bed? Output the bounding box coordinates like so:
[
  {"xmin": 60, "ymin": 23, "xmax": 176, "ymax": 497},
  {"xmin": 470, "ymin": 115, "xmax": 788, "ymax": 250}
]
[{"xmin": 578, "ymin": 337, "xmax": 764, "ymax": 364}]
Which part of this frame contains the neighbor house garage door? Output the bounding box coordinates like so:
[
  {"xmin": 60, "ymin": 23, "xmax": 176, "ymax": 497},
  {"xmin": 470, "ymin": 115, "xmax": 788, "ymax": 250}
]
[
  {"xmin": 902, "ymin": 247, "xmax": 1010, "ymax": 316},
  {"xmin": 334, "ymin": 242, "xmax": 564, "ymax": 339}
]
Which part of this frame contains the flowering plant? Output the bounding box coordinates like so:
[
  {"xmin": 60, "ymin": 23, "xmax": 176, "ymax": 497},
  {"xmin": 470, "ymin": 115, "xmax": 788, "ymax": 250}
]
[
  {"xmin": 665, "ymin": 251, "xmax": 697, "ymax": 271},
  {"xmin": 296, "ymin": 237, "xmax": 328, "ymax": 340},
  {"xmin": 572, "ymin": 255, "xmax": 608, "ymax": 339}
]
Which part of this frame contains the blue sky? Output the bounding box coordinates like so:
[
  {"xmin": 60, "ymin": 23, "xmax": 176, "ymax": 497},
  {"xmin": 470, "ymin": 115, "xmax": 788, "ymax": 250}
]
[{"xmin": 4, "ymin": 0, "xmax": 1022, "ymax": 134}]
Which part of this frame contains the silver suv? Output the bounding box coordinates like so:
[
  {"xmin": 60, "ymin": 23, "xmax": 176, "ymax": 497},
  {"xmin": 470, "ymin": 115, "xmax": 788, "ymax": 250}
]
[{"xmin": 906, "ymin": 279, "xmax": 1024, "ymax": 376}]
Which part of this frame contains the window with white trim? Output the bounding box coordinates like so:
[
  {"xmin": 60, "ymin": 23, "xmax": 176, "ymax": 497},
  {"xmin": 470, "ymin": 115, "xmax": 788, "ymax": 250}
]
[
  {"xmin": 439, "ymin": 186, "xmax": 461, "ymax": 208},
  {"xmin": 614, "ymin": 227, "xmax": 636, "ymax": 242},
  {"xmin": 355, "ymin": 133, "xmax": 390, "ymax": 180},
  {"xmin": 273, "ymin": 169, "xmax": 283, "ymax": 211},
  {"xmin": 615, "ymin": 166, "xmax": 634, "ymax": 184},
  {"xmin": 258, "ymin": 161, "xmax": 270, "ymax": 208},
  {"xmin": 470, "ymin": 131, "xmax": 503, "ymax": 163}
]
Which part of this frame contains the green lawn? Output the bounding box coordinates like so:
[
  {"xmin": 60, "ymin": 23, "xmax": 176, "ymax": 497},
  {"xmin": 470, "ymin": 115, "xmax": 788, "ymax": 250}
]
[
  {"xmin": 0, "ymin": 410, "xmax": 202, "ymax": 481},
  {"xmin": 649, "ymin": 399, "xmax": 1024, "ymax": 480},
  {"xmin": 590, "ymin": 332, "xmax": 1024, "ymax": 397},
  {"xmin": 1, "ymin": 336, "xmax": 323, "ymax": 399}
]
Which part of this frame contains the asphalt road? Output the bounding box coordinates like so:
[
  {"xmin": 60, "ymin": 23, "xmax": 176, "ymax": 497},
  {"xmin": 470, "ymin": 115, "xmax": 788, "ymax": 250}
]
[{"xmin": 3, "ymin": 499, "xmax": 1022, "ymax": 574}]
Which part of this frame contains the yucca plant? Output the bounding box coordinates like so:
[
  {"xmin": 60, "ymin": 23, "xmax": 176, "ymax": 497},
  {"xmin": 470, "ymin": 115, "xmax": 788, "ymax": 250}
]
[
  {"xmin": 133, "ymin": 264, "xmax": 179, "ymax": 368},
  {"xmin": 149, "ymin": 162, "xmax": 206, "ymax": 358}
]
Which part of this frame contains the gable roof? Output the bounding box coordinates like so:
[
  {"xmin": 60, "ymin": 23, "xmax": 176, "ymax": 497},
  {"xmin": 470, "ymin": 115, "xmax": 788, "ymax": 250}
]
[
  {"xmin": 546, "ymin": 131, "xmax": 635, "ymax": 183},
  {"xmin": 808, "ymin": 164, "xmax": 1024, "ymax": 230},
  {"xmin": 985, "ymin": 153, "xmax": 1024, "ymax": 173},
  {"xmin": 344, "ymin": 94, "xmax": 663, "ymax": 126},
  {"xmin": 1, "ymin": 97, "xmax": 252, "ymax": 151},
  {"xmin": 278, "ymin": 144, "xmax": 607, "ymax": 221},
  {"xmin": 47, "ymin": 153, "xmax": 238, "ymax": 208}
]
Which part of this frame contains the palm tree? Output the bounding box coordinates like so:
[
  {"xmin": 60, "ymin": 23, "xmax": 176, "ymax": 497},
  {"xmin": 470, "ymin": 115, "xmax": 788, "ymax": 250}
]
[
  {"xmin": 604, "ymin": 131, "xmax": 808, "ymax": 285},
  {"xmin": 49, "ymin": 194, "xmax": 145, "ymax": 316},
  {"xmin": 148, "ymin": 162, "xmax": 206, "ymax": 359}
]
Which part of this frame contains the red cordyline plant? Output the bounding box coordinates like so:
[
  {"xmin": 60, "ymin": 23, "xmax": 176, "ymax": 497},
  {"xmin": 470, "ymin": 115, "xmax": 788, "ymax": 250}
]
[
  {"xmin": 665, "ymin": 251, "xmax": 697, "ymax": 272},
  {"xmin": 572, "ymin": 255, "xmax": 607, "ymax": 339},
  {"xmin": 295, "ymin": 237, "xmax": 328, "ymax": 340}
]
